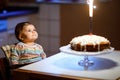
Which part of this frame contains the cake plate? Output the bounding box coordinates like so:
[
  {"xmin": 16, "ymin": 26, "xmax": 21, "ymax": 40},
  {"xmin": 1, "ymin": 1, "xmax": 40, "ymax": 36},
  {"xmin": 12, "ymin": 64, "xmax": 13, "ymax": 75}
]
[{"xmin": 59, "ymin": 45, "xmax": 114, "ymax": 70}]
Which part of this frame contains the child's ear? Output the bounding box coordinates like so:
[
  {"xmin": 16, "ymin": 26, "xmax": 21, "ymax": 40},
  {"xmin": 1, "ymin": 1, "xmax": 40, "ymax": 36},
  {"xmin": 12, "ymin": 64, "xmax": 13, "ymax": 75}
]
[{"xmin": 19, "ymin": 34, "xmax": 24, "ymax": 41}]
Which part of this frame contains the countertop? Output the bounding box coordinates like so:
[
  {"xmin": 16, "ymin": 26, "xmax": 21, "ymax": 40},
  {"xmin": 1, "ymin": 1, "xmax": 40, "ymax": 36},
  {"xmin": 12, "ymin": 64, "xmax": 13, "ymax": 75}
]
[{"xmin": 14, "ymin": 51, "xmax": 120, "ymax": 80}]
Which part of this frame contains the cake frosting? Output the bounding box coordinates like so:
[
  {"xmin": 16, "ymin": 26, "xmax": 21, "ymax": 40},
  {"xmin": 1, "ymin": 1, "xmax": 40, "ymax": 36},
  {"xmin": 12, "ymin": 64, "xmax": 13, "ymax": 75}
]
[{"xmin": 70, "ymin": 34, "xmax": 110, "ymax": 52}]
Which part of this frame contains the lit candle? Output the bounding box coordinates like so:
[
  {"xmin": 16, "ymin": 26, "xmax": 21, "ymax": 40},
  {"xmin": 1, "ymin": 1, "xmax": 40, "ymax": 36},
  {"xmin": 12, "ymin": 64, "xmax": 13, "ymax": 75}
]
[
  {"xmin": 88, "ymin": 0, "xmax": 94, "ymax": 17},
  {"xmin": 87, "ymin": 0, "xmax": 94, "ymax": 34}
]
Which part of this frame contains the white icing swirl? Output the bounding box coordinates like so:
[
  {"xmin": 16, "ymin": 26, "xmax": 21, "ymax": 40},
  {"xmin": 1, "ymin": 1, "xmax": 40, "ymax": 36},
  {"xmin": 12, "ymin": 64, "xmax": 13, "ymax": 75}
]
[{"xmin": 70, "ymin": 34, "xmax": 110, "ymax": 46}]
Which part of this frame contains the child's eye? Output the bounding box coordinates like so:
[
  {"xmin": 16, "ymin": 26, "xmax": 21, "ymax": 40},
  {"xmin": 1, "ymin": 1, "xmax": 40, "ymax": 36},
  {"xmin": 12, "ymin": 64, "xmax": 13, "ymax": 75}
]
[
  {"xmin": 33, "ymin": 29, "xmax": 36, "ymax": 31},
  {"xmin": 28, "ymin": 30, "xmax": 32, "ymax": 32},
  {"xmin": 27, "ymin": 29, "xmax": 36, "ymax": 32}
]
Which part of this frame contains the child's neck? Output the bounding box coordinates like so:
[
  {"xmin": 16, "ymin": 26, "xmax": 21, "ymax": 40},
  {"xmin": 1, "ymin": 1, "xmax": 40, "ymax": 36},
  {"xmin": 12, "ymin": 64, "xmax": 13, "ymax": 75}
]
[{"xmin": 23, "ymin": 42, "xmax": 35, "ymax": 46}]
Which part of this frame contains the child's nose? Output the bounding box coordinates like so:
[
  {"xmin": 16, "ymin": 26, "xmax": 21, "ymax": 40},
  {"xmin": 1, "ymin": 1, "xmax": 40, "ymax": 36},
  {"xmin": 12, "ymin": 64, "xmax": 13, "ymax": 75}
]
[
  {"xmin": 32, "ymin": 31, "xmax": 35, "ymax": 33},
  {"xmin": 32, "ymin": 31, "xmax": 37, "ymax": 34}
]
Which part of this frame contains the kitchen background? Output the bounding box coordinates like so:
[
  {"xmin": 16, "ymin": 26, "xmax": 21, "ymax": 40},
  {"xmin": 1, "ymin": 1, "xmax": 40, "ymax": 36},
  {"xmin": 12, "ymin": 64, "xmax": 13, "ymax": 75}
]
[{"xmin": 0, "ymin": 0, "xmax": 120, "ymax": 57}]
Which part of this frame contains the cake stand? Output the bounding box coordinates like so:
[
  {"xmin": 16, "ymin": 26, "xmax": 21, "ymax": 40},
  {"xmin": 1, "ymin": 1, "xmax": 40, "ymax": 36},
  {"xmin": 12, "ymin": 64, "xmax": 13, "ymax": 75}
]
[{"xmin": 59, "ymin": 45, "xmax": 114, "ymax": 70}]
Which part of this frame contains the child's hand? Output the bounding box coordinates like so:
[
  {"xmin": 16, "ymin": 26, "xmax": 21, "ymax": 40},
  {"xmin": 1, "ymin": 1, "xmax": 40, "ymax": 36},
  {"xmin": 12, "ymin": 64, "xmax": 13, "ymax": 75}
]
[
  {"xmin": 12, "ymin": 61, "xmax": 19, "ymax": 65},
  {"xmin": 40, "ymin": 53, "xmax": 46, "ymax": 59}
]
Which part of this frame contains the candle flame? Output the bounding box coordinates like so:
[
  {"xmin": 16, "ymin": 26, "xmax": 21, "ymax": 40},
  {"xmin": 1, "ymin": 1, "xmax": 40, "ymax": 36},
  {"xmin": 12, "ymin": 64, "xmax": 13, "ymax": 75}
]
[{"xmin": 88, "ymin": 0, "xmax": 94, "ymax": 17}]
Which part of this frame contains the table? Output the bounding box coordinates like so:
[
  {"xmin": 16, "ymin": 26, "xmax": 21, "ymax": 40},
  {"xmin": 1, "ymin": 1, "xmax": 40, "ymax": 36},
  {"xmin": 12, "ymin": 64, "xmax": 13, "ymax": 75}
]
[{"xmin": 13, "ymin": 51, "xmax": 120, "ymax": 80}]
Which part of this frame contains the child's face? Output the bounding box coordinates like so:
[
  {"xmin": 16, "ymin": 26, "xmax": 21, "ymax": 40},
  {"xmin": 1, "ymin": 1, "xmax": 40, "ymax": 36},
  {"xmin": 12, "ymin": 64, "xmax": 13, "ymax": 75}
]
[{"xmin": 19, "ymin": 24, "xmax": 38, "ymax": 43}]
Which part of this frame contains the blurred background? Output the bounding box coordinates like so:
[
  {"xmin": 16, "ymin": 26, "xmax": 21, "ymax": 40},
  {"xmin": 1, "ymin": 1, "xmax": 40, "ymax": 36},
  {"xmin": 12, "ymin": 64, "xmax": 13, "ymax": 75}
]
[{"xmin": 0, "ymin": 0, "xmax": 120, "ymax": 57}]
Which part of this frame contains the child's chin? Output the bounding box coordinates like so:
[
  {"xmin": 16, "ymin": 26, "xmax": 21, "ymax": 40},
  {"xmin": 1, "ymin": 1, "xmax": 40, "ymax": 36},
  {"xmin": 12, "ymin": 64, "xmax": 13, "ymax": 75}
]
[{"xmin": 32, "ymin": 38, "xmax": 36, "ymax": 40}]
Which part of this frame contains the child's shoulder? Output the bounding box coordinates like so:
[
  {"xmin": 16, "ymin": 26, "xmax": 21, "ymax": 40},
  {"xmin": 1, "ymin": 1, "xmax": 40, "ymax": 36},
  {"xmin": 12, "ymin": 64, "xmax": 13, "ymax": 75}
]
[
  {"xmin": 14, "ymin": 42, "xmax": 24, "ymax": 48},
  {"xmin": 15, "ymin": 42, "xmax": 24, "ymax": 46},
  {"xmin": 34, "ymin": 43, "xmax": 43, "ymax": 49}
]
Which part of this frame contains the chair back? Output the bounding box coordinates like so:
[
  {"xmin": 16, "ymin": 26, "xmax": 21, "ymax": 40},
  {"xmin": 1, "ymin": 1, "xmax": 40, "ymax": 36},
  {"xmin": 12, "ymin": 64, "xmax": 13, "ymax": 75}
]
[
  {"xmin": 0, "ymin": 44, "xmax": 15, "ymax": 80},
  {"xmin": 0, "ymin": 44, "xmax": 32, "ymax": 80},
  {"xmin": 1, "ymin": 45, "xmax": 15, "ymax": 66}
]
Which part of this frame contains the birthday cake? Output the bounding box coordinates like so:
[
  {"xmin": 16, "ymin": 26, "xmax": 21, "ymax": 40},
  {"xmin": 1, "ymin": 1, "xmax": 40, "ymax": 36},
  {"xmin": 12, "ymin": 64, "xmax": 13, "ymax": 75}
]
[{"xmin": 70, "ymin": 34, "xmax": 110, "ymax": 52}]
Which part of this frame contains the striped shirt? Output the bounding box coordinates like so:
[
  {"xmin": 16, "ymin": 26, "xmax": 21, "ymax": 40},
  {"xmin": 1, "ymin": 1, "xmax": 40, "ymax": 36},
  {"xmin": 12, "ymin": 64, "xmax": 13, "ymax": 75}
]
[{"xmin": 11, "ymin": 42, "xmax": 45, "ymax": 65}]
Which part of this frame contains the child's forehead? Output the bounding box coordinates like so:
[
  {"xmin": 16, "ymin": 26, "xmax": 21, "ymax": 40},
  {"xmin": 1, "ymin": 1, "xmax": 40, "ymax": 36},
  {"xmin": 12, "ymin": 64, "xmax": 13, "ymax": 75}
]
[{"xmin": 23, "ymin": 24, "xmax": 35, "ymax": 29}]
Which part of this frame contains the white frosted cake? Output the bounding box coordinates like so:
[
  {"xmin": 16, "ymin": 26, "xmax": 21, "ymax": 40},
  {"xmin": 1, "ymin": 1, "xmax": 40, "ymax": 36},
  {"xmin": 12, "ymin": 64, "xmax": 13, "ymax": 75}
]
[{"xmin": 70, "ymin": 34, "xmax": 110, "ymax": 52}]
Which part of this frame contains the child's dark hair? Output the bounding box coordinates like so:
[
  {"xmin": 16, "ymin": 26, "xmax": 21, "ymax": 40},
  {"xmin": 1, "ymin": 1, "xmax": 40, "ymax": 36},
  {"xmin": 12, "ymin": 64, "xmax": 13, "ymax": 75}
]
[{"xmin": 15, "ymin": 22, "xmax": 32, "ymax": 41}]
